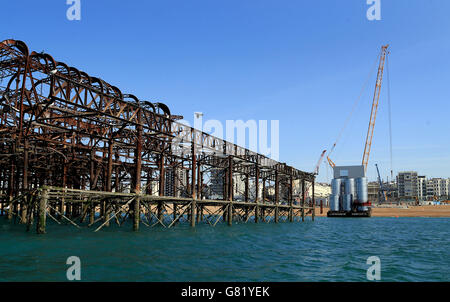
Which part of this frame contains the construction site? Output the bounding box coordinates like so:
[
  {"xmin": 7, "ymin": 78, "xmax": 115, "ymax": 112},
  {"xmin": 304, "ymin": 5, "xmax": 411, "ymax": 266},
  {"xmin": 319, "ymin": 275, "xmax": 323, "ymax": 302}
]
[
  {"xmin": 0, "ymin": 39, "xmax": 317, "ymax": 234},
  {"xmin": 325, "ymin": 45, "xmax": 391, "ymax": 217}
]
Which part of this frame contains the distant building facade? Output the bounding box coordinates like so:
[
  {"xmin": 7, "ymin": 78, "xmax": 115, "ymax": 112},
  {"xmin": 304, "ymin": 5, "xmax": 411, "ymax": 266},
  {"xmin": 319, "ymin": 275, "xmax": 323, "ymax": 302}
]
[
  {"xmin": 418, "ymin": 175, "xmax": 427, "ymax": 200},
  {"xmin": 426, "ymin": 178, "xmax": 449, "ymax": 198},
  {"xmin": 397, "ymin": 171, "xmax": 418, "ymax": 198},
  {"xmin": 368, "ymin": 182, "xmax": 379, "ymax": 202}
]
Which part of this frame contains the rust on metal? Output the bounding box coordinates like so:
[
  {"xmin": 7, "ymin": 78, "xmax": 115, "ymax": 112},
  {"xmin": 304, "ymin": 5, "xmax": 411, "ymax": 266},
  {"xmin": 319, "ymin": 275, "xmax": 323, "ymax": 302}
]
[{"xmin": 0, "ymin": 39, "xmax": 315, "ymax": 233}]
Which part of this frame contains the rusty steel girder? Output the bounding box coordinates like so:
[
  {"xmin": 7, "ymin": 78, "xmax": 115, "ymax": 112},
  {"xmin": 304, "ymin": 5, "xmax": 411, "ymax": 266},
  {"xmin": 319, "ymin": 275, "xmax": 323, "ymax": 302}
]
[{"xmin": 0, "ymin": 39, "xmax": 314, "ymax": 213}]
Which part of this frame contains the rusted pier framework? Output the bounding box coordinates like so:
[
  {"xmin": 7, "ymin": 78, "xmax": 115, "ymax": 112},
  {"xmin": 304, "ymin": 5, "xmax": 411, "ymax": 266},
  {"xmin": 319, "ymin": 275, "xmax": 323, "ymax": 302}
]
[{"xmin": 0, "ymin": 39, "xmax": 315, "ymax": 233}]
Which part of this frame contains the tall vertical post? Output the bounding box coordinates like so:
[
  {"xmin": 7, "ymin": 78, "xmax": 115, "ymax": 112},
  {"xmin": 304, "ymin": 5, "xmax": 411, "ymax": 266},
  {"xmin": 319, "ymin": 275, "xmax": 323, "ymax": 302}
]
[
  {"xmin": 289, "ymin": 175, "xmax": 293, "ymax": 222},
  {"xmin": 115, "ymin": 153, "xmax": 120, "ymax": 192},
  {"xmin": 158, "ymin": 154, "xmax": 165, "ymax": 223},
  {"xmin": 7, "ymin": 141, "xmax": 15, "ymax": 220},
  {"xmin": 245, "ymin": 174, "xmax": 249, "ymax": 201},
  {"xmin": 312, "ymin": 179, "xmax": 315, "ymax": 221},
  {"xmin": 222, "ymin": 168, "xmax": 226, "ymax": 201},
  {"xmin": 37, "ymin": 187, "xmax": 48, "ymax": 234},
  {"xmin": 261, "ymin": 177, "xmax": 266, "ymax": 222},
  {"xmin": 60, "ymin": 161, "xmax": 68, "ymax": 219},
  {"xmin": 21, "ymin": 139, "xmax": 29, "ymax": 224},
  {"xmin": 227, "ymin": 156, "xmax": 233, "ymax": 226},
  {"xmin": 262, "ymin": 177, "xmax": 266, "ymax": 203},
  {"xmin": 133, "ymin": 197, "xmax": 140, "ymax": 231},
  {"xmin": 254, "ymin": 164, "xmax": 260, "ymax": 223},
  {"xmin": 147, "ymin": 168, "xmax": 153, "ymax": 195},
  {"xmin": 105, "ymin": 139, "xmax": 114, "ymax": 227},
  {"xmin": 197, "ymin": 161, "xmax": 202, "ymax": 200},
  {"xmin": 274, "ymin": 171, "xmax": 279, "ymax": 223},
  {"xmin": 301, "ymin": 178, "xmax": 306, "ymax": 222},
  {"xmin": 89, "ymin": 151, "xmax": 96, "ymax": 224},
  {"xmin": 190, "ymin": 130, "xmax": 197, "ymax": 227},
  {"xmin": 0, "ymin": 169, "xmax": 4, "ymax": 216},
  {"xmin": 173, "ymin": 167, "xmax": 178, "ymax": 221},
  {"xmin": 133, "ymin": 109, "xmax": 143, "ymax": 231}
]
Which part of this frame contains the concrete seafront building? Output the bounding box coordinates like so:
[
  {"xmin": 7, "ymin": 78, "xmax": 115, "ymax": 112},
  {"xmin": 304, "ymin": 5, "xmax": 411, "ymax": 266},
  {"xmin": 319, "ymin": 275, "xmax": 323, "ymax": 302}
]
[
  {"xmin": 309, "ymin": 182, "xmax": 331, "ymax": 206},
  {"xmin": 418, "ymin": 175, "xmax": 427, "ymax": 200},
  {"xmin": 397, "ymin": 171, "xmax": 419, "ymax": 199},
  {"xmin": 396, "ymin": 171, "xmax": 449, "ymax": 200},
  {"xmin": 368, "ymin": 182, "xmax": 379, "ymax": 202},
  {"xmin": 426, "ymin": 178, "xmax": 449, "ymax": 199}
]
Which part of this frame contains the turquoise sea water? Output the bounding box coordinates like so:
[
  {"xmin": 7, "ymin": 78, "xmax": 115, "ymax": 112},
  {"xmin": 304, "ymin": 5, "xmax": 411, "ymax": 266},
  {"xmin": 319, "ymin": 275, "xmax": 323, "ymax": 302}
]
[{"xmin": 0, "ymin": 217, "xmax": 449, "ymax": 282}]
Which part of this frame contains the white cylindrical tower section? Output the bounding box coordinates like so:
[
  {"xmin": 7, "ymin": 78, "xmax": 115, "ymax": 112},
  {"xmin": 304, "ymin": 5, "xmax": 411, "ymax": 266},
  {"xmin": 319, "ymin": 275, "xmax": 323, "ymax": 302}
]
[
  {"xmin": 329, "ymin": 195, "xmax": 339, "ymax": 211},
  {"xmin": 345, "ymin": 178, "xmax": 356, "ymax": 197},
  {"xmin": 343, "ymin": 194, "xmax": 352, "ymax": 212},
  {"xmin": 356, "ymin": 177, "xmax": 369, "ymax": 211},
  {"xmin": 331, "ymin": 178, "xmax": 342, "ymax": 196}
]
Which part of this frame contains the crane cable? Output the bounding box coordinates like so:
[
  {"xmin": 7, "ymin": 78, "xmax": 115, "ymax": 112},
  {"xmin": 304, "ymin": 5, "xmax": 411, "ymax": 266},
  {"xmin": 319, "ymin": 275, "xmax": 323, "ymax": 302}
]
[{"xmin": 327, "ymin": 51, "xmax": 381, "ymax": 161}]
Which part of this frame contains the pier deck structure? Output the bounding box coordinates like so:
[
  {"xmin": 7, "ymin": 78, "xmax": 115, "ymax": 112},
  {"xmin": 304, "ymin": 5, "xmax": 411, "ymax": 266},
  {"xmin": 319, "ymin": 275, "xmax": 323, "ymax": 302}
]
[{"xmin": 0, "ymin": 39, "xmax": 315, "ymax": 233}]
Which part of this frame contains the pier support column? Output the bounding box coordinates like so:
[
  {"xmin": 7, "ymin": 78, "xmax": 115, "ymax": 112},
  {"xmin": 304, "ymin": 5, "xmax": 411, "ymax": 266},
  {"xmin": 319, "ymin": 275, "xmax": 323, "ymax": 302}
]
[
  {"xmin": 104, "ymin": 203, "xmax": 111, "ymax": 227},
  {"xmin": 104, "ymin": 139, "xmax": 114, "ymax": 227},
  {"xmin": 274, "ymin": 206, "xmax": 279, "ymax": 223},
  {"xmin": 133, "ymin": 197, "xmax": 140, "ymax": 231},
  {"xmin": 157, "ymin": 201, "xmax": 164, "ymax": 222},
  {"xmin": 190, "ymin": 200, "xmax": 196, "ymax": 227},
  {"xmin": 255, "ymin": 164, "xmax": 259, "ymax": 223},
  {"xmin": 132, "ymin": 111, "xmax": 143, "ymax": 231},
  {"xmin": 60, "ymin": 163, "xmax": 68, "ymax": 220},
  {"xmin": 89, "ymin": 202, "xmax": 95, "ymax": 225},
  {"xmin": 312, "ymin": 179, "xmax": 315, "ymax": 221},
  {"xmin": 20, "ymin": 140, "xmax": 29, "ymax": 224},
  {"xmin": 261, "ymin": 207, "xmax": 266, "ymax": 222},
  {"xmin": 37, "ymin": 188, "xmax": 48, "ymax": 234},
  {"xmin": 7, "ymin": 142, "xmax": 16, "ymax": 220},
  {"xmin": 275, "ymin": 171, "xmax": 279, "ymax": 223},
  {"xmin": 190, "ymin": 133, "xmax": 197, "ymax": 227},
  {"xmin": 227, "ymin": 203, "xmax": 232, "ymax": 226},
  {"xmin": 196, "ymin": 204, "xmax": 202, "ymax": 223},
  {"xmin": 173, "ymin": 203, "xmax": 177, "ymax": 221},
  {"xmin": 289, "ymin": 175, "xmax": 293, "ymax": 222},
  {"xmin": 301, "ymin": 179, "xmax": 306, "ymax": 222},
  {"xmin": 227, "ymin": 156, "xmax": 233, "ymax": 226}
]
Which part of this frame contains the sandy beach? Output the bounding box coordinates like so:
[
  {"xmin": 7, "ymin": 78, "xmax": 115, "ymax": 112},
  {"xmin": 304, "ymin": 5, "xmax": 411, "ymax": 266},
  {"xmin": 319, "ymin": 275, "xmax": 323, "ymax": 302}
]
[
  {"xmin": 315, "ymin": 205, "xmax": 450, "ymax": 218},
  {"xmin": 159, "ymin": 204, "xmax": 450, "ymax": 218}
]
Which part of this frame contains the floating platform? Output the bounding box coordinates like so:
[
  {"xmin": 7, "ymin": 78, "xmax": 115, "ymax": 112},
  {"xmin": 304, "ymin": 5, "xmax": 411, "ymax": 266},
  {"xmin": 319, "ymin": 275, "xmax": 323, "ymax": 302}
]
[{"xmin": 327, "ymin": 209, "xmax": 371, "ymax": 218}]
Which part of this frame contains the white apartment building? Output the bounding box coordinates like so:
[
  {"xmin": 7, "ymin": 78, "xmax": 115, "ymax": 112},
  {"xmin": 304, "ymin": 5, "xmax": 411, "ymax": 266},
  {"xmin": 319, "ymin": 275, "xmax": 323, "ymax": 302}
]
[
  {"xmin": 418, "ymin": 175, "xmax": 427, "ymax": 199},
  {"xmin": 426, "ymin": 178, "xmax": 449, "ymax": 198}
]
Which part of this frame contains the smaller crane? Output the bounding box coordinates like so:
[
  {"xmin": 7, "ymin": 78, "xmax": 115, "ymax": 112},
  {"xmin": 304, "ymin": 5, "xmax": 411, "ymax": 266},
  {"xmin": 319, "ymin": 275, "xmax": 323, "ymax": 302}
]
[
  {"xmin": 314, "ymin": 150, "xmax": 327, "ymax": 175},
  {"xmin": 375, "ymin": 163, "xmax": 388, "ymax": 203},
  {"xmin": 302, "ymin": 150, "xmax": 327, "ymax": 199}
]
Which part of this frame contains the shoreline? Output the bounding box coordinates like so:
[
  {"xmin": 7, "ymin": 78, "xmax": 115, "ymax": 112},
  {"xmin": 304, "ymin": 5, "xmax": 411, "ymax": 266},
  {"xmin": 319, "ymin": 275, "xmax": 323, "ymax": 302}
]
[{"xmin": 315, "ymin": 205, "xmax": 450, "ymax": 218}]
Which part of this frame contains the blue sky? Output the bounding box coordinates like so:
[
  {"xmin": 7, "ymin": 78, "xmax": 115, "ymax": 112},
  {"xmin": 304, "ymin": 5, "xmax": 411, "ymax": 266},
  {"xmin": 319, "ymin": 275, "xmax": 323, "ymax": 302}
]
[{"xmin": 1, "ymin": 0, "xmax": 449, "ymax": 182}]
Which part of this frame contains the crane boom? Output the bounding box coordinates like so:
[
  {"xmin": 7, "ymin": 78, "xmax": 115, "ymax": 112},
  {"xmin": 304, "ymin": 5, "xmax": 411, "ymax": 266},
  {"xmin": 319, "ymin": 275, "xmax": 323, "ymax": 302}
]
[
  {"xmin": 362, "ymin": 45, "xmax": 389, "ymax": 172},
  {"xmin": 327, "ymin": 156, "xmax": 335, "ymax": 168},
  {"xmin": 314, "ymin": 150, "xmax": 327, "ymax": 175}
]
